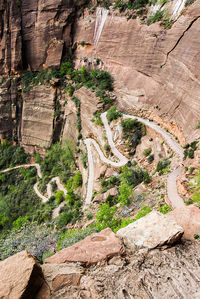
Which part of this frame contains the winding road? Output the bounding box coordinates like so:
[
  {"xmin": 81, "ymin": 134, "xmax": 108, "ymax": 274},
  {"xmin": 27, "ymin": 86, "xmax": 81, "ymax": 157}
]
[
  {"xmin": 0, "ymin": 111, "xmax": 185, "ymax": 214},
  {"xmin": 84, "ymin": 112, "xmax": 185, "ymax": 208}
]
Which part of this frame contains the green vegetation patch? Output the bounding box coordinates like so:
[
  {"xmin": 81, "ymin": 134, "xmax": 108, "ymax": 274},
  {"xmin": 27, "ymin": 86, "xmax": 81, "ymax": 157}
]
[
  {"xmin": 107, "ymin": 105, "xmax": 122, "ymax": 122},
  {"xmin": 190, "ymin": 168, "xmax": 200, "ymax": 204},
  {"xmin": 39, "ymin": 139, "xmax": 76, "ymax": 185},
  {"xmin": 183, "ymin": 141, "xmax": 198, "ymax": 160},
  {"xmin": 121, "ymin": 118, "xmax": 146, "ymax": 155},
  {"xmin": 0, "ymin": 140, "xmax": 29, "ymax": 170},
  {"xmin": 95, "ymin": 203, "xmax": 152, "ymax": 232},
  {"xmin": 156, "ymin": 158, "xmax": 171, "ymax": 175},
  {"xmin": 57, "ymin": 225, "xmax": 97, "ymax": 251},
  {"xmin": 0, "ymin": 168, "xmax": 56, "ymax": 231},
  {"xmin": 0, "ymin": 222, "xmax": 57, "ymax": 262}
]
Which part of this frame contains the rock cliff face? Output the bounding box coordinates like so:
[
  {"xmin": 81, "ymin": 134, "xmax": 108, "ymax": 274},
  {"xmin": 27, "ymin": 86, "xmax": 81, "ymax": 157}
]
[
  {"xmin": 21, "ymin": 85, "xmax": 55, "ymax": 149},
  {"xmin": 0, "ymin": 1, "xmax": 200, "ymax": 148},
  {"xmin": 0, "ymin": 0, "xmax": 87, "ymax": 145},
  {"xmin": 74, "ymin": 1, "xmax": 200, "ymax": 143}
]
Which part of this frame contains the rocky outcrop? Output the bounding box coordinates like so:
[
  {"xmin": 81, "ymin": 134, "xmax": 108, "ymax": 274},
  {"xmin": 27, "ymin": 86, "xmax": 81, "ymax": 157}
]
[
  {"xmin": 168, "ymin": 206, "xmax": 200, "ymax": 240},
  {"xmin": 0, "ymin": 79, "xmax": 12, "ymax": 140},
  {"xmin": 40, "ymin": 240, "xmax": 200, "ymax": 299},
  {"xmin": 21, "ymin": 85, "xmax": 55, "ymax": 149},
  {"xmin": 117, "ymin": 211, "xmax": 184, "ymax": 250},
  {"xmin": 93, "ymin": 187, "xmax": 118, "ymax": 203},
  {"xmin": 41, "ymin": 263, "xmax": 83, "ymax": 295},
  {"xmin": 0, "ymin": 0, "xmax": 22, "ymax": 74},
  {"xmin": 0, "ymin": 250, "xmax": 45, "ymax": 299},
  {"xmin": 45, "ymin": 228, "xmax": 124, "ymax": 265},
  {"xmin": 74, "ymin": 2, "xmax": 200, "ymax": 143}
]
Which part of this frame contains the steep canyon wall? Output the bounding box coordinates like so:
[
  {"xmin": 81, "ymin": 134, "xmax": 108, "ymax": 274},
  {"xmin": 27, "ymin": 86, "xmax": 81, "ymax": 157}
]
[{"xmin": 0, "ymin": 0, "xmax": 200, "ymax": 150}]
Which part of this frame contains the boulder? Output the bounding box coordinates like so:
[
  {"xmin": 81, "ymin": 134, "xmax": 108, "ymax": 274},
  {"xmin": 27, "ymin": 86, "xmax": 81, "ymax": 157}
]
[
  {"xmin": 0, "ymin": 250, "xmax": 44, "ymax": 299},
  {"xmin": 117, "ymin": 211, "xmax": 184, "ymax": 250},
  {"xmin": 45, "ymin": 228, "xmax": 124, "ymax": 265},
  {"xmin": 104, "ymin": 187, "xmax": 118, "ymax": 199},
  {"xmin": 99, "ymin": 165, "xmax": 107, "ymax": 178},
  {"xmin": 93, "ymin": 193, "xmax": 104, "ymax": 203},
  {"xmin": 41, "ymin": 263, "xmax": 84, "ymax": 293},
  {"xmin": 105, "ymin": 168, "xmax": 115, "ymax": 178},
  {"xmin": 168, "ymin": 206, "xmax": 200, "ymax": 240},
  {"xmin": 93, "ymin": 188, "xmax": 118, "ymax": 203}
]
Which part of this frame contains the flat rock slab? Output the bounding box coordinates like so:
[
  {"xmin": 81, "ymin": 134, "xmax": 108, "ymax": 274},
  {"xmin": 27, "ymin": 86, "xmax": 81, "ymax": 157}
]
[
  {"xmin": 0, "ymin": 250, "xmax": 44, "ymax": 299},
  {"xmin": 117, "ymin": 211, "xmax": 184, "ymax": 250},
  {"xmin": 168, "ymin": 206, "xmax": 200, "ymax": 240},
  {"xmin": 45, "ymin": 228, "xmax": 124, "ymax": 266}
]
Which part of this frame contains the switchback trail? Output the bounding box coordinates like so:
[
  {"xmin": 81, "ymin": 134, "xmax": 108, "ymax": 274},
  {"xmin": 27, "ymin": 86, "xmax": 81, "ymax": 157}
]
[
  {"xmin": 0, "ymin": 164, "xmax": 67, "ymax": 218},
  {"xmin": 0, "ymin": 112, "xmax": 185, "ymax": 213},
  {"xmin": 84, "ymin": 112, "xmax": 185, "ymax": 208}
]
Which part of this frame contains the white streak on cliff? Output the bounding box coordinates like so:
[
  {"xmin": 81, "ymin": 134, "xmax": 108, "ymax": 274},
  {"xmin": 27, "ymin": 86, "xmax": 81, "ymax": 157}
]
[
  {"xmin": 172, "ymin": 0, "xmax": 186, "ymax": 20},
  {"xmin": 94, "ymin": 7, "xmax": 108, "ymax": 49}
]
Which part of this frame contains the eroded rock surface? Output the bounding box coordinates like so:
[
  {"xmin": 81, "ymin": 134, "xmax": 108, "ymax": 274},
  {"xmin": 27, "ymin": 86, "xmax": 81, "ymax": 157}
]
[
  {"xmin": 45, "ymin": 228, "xmax": 124, "ymax": 265},
  {"xmin": 168, "ymin": 206, "xmax": 200, "ymax": 240},
  {"xmin": 117, "ymin": 211, "xmax": 184, "ymax": 250},
  {"xmin": 21, "ymin": 85, "xmax": 55, "ymax": 149},
  {"xmin": 0, "ymin": 250, "xmax": 44, "ymax": 299},
  {"xmin": 74, "ymin": 2, "xmax": 200, "ymax": 143},
  {"xmin": 41, "ymin": 263, "xmax": 84, "ymax": 295},
  {"xmin": 45, "ymin": 240, "xmax": 200, "ymax": 299}
]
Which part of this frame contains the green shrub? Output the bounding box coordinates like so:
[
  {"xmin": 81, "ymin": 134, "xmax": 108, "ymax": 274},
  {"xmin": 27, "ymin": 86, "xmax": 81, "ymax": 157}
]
[
  {"xmin": 184, "ymin": 141, "xmax": 198, "ymax": 160},
  {"xmin": 95, "ymin": 202, "xmax": 120, "ymax": 231},
  {"xmin": 194, "ymin": 234, "xmax": 200, "ymax": 240},
  {"xmin": 0, "ymin": 222, "xmax": 57, "ymax": 262},
  {"xmin": 190, "ymin": 168, "xmax": 200, "ymax": 203},
  {"xmin": 60, "ymin": 62, "xmax": 74, "ymax": 76},
  {"xmin": 158, "ymin": 204, "xmax": 172, "ymax": 214},
  {"xmin": 134, "ymin": 205, "xmax": 152, "ymax": 221},
  {"xmin": 81, "ymin": 153, "xmax": 88, "ymax": 169},
  {"xmin": 101, "ymin": 175, "xmax": 120, "ymax": 192},
  {"xmin": 40, "ymin": 139, "xmax": 76, "ymax": 184},
  {"xmin": 42, "ymin": 251, "xmax": 54, "ymax": 263},
  {"xmin": 57, "ymin": 225, "xmax": 97, "ymax": 251},
  {"xmin": 91, "ymin": 111, "xmax": 103, "ymax": 126},
  {"xmin": 73, "ymin": 172, "xmax": 82, "ymax": 189},
  {"xmin": 86, "ymin": 212, "xmax": 93, "ymax": 220},
  {"xmin": 118, "ymin": 182, "xmax": 132, "ymax": 206},
  {"xmin": 104, "ymin": 143, "xmax": 111, "ymax": 153},
  {"xmin": 55, "ymin": 190, "xmax": 65, "ymax": 205},
  {"xmin": 107, "ymin": 106, "xmax": 121, "ymax": 122},
  {"xmin": 120, "ymin": 165, "xmax": 151, "ymax": 188},
  {"xmin": 56, "ymin": 211, "xmax": 73, "ymax": 229},
  {"xmin": 12, "ymin": 216, "xmax": 29, "ymax": 230},
  {"xmin": 156, "ymin": 158, "xmax": 171, "ymax": 174},
  {"xmin": 143, "ymin": 147, "xmax": 152, "ymax": 157},
  {"xmin": 121, "ymin": 118, "xmax": 146, "ymax": 152},
  {"xmin": 185, "ymin": 0, "xmax": 196, "ymax": 6},
  {"xmin": 0, "ymin": 142, "xmax": 29, "ymax": 170},
  {"xmin": 196, "ymin": 121, "xmax": 200, "ymax": 129},
  {"xmin": 147, "ymin": 154, "xmax": 154, "ymax": 163},
  {"xmin": 146, "ymin": 10, "xmax": 163, "ymax": 26}
]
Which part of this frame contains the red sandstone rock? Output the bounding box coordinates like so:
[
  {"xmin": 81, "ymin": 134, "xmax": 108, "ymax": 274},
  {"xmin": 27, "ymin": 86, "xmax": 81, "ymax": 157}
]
[
  {"xmin": 168, "ymin": 206, "xmax": 200, "ymax": 240},
  {"xmin": 0, "ymin": 250, "xmax": 44, "ymax": 299},
  {"xmin": 45, "ymin": 228, "xmax": 124, "ymax": 265}
]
